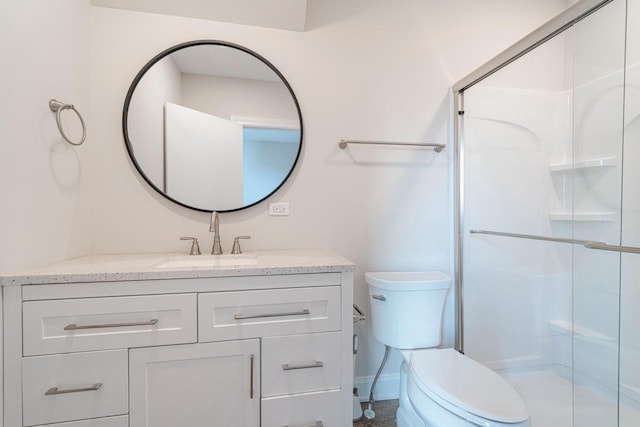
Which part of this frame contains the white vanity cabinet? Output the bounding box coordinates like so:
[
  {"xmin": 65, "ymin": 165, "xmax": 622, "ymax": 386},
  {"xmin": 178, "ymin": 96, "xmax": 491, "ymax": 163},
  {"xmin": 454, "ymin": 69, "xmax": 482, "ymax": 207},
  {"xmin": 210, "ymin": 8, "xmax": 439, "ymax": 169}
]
[{"xmin": 1, "ymin": 252, "xmax": 354, "ymax": 427}]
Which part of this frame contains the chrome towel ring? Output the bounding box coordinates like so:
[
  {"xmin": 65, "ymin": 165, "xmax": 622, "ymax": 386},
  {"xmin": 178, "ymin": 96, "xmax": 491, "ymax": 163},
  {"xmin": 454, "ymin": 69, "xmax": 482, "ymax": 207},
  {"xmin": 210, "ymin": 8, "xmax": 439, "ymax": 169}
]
[{"xmin": 49, "ymin": 99, "xmax": 86, "ymax": 146}]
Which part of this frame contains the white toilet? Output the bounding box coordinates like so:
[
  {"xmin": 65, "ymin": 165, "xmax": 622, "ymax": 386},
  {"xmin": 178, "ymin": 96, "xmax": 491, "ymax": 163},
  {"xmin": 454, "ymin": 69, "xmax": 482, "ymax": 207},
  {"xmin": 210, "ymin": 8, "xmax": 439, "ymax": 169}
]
[{"xmin": 365, "ymin": 271, "xmax": 530, "ymax": 427}]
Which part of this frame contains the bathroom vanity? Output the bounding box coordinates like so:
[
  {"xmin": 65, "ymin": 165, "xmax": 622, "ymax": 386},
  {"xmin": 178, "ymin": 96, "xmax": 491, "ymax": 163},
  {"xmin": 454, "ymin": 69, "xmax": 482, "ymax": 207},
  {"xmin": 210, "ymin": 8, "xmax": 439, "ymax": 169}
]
[{"xmin": 0, "ymin": 250, "xmax": 354, "ymax": 427}]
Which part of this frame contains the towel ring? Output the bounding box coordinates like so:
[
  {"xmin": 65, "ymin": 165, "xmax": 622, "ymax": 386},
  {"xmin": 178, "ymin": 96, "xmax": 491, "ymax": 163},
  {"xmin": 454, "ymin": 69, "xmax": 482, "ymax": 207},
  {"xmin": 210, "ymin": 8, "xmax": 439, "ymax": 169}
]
[{"xmin": 49, "ymin": 99, "xmax": 86, "ymax": 146}]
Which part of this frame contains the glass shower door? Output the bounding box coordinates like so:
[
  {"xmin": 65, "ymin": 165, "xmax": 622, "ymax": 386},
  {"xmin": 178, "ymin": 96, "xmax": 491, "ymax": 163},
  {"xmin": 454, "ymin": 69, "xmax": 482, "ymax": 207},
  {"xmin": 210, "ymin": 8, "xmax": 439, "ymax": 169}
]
[
  {"xmin": 459, "ymin": 1, "xmax": 640, "ymax": 426},
  {"xmin": 620, "ymin": 0, "xmax": 640, "ymax": 425},
  {"xmin": 462, "ymin": 27, "xmax": 577, "ymax": 426},
  {"xmin": 570, "ymin": 1, "xmax": 626, "ymax": 425}
]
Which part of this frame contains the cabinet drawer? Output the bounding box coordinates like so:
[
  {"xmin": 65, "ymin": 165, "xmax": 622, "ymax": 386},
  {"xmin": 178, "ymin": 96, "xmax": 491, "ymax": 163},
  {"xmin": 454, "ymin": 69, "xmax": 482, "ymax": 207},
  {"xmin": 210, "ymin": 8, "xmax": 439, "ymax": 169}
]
[
  {"xmin": 198, "ymin": 286, "xmax": 341, "ymax": 342},
  {"xmin": 23, "ymin": 294, "xmax": 197, "ymax": 355},
  {"xmin": 262, "ymin": 332, "xmax": 341, "ymax": 397},
  {"xmin": 23, "ymin": 350, "xmax": 128, "ymax": 426},
  {"xmin": 261, "ymin": 390, "xmax": 342, "ymax": 427},
  {"xmin": 32, "ymin": 415, "xmax": 128, "ymax": 427}
]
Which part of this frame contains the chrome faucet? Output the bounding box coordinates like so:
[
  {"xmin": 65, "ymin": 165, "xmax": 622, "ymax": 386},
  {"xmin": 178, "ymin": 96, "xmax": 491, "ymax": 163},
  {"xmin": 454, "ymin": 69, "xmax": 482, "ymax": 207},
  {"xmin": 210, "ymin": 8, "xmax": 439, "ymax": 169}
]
[{"xmin": 209, "ymin": 211, "xmax": 223, "ymax": 255}]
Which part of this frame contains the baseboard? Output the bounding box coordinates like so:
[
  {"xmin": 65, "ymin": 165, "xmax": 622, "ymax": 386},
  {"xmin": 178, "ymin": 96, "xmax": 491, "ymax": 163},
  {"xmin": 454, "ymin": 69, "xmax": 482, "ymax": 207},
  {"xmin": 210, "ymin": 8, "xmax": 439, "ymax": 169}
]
[{"xmin": 354, "ymin": 373, "xmax": 400, "ymax": 402}]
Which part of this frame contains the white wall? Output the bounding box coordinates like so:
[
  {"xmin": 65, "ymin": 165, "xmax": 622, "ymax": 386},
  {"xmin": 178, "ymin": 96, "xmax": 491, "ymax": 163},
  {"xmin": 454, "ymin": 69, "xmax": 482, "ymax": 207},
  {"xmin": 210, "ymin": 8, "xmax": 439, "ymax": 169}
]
[
  {"xmin": 88, "ymin": 0, "xmax": 570, "ymax": 395},
  {"xmin": 0, "ymin": 0, "xmax": 93, "ymax": 274}
]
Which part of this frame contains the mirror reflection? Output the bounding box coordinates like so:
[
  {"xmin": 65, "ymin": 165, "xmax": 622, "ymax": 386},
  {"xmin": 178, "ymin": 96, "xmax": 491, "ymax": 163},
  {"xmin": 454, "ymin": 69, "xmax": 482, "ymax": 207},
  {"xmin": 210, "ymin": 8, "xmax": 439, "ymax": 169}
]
[{"xmin": 123, "ymin": 41, "xmax": 302, "ymax": 212}]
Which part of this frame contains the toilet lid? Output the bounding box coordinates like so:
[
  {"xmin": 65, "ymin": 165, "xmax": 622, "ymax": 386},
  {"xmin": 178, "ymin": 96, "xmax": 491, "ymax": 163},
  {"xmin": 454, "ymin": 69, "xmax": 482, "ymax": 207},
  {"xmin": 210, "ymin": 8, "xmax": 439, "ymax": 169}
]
[{"xmin": 409, "ymin": 349, "xmax": 529, "ymax": 423}]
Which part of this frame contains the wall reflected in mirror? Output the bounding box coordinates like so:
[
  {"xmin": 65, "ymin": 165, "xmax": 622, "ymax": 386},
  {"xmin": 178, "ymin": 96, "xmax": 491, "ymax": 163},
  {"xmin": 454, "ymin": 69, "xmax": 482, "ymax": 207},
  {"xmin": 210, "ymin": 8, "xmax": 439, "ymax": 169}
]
[{"xmin": 124, "ymin": 41, "xmax": 302, "ymax": 212}]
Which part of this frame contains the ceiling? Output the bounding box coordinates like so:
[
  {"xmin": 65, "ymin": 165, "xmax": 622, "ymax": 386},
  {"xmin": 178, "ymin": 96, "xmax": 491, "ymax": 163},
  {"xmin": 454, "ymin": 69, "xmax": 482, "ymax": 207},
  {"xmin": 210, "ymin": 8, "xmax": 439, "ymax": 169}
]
[{"xmin": 90, "ymin": 0, "xmax": 309, "ymax": 31}]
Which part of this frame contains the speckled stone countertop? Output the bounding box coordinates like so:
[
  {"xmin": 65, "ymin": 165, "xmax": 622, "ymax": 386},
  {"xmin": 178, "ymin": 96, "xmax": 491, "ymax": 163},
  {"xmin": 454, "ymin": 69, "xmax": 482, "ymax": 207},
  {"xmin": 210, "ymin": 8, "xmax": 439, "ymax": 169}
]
[{"xmin": 0, "ymin": 249, "xmax": 355, "ymax": 286}]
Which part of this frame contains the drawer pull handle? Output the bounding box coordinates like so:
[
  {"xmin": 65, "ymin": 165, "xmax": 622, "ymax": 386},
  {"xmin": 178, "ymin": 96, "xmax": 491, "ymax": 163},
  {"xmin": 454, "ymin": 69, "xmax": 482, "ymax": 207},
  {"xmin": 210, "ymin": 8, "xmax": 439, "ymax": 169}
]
[
  {"xmin": 372, "ymin": 294, "xmax": 387, "ymax": 301},
  {"xmin": 45, "ymin": 382, "xmax": 102, "ymax": 395},
  {"xmin": 282, "ymin": 361, "xmax": 324, "ymax": 371},
  {"xmin": 250, "ymin": 353, "xmax": 255, "ymax": 399},
  {"xmin": 234, "ymin": 309, "xmax": 310, "ymax": 320},
  {"xmin": 64, "ymin": 319, "xmax": 159, "ymax": 330},
  {"xmin": 283, "ymin": 422, "xmax": 323, "ymax": 427}
]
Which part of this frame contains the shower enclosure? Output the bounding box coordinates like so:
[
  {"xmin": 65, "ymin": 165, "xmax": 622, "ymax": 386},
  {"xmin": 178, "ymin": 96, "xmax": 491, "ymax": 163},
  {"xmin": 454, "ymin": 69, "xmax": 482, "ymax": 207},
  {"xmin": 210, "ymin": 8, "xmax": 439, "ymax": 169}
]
[{"xmin": 454, "ymin": 0, "xmax": 639, "ymax": 425}]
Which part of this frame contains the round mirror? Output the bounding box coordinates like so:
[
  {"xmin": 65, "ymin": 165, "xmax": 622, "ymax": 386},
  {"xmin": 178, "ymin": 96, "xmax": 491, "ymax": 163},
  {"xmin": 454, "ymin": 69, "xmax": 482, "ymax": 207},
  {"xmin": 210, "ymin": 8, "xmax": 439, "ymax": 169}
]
[{"xmin": 123, "ymin": 40, "xmax": 303, "ymax": 212}]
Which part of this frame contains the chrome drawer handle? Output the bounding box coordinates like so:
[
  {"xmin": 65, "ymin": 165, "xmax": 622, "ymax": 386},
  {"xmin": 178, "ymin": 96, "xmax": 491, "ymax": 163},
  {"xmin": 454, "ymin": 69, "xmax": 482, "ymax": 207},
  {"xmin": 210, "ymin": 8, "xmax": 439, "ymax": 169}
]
[
  {"xmin": 234, "ymin": 309, "xmax": 310, "ymax": 320},
  {"xmin": 283, "ymin": 422, "xmax": 323, "ymax": 427},
  {"xmin": 45, "ymin": 383, "xmax": 102, "ymax": 395},
  {"xmin": 372, "ymin": 294, "xmax": 386, "ymax": 301},
  {"xmin": 250, "ymin": 353, "xmax": 255, "ymax": 399},
  {"xmin": 282, "ymin": 361, "xmax": 323, "ymax": 371},
  {"xmin": 64, "ymin": 319, "xmax": 158, "ymax": 330}
]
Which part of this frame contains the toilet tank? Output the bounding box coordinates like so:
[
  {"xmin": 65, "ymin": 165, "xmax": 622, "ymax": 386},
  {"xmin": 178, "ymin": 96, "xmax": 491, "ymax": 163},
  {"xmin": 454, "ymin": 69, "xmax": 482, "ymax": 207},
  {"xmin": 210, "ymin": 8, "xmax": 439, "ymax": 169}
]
[{"xmin": 365, "ymin": 271, "xmax": 451, "ymax": 349}]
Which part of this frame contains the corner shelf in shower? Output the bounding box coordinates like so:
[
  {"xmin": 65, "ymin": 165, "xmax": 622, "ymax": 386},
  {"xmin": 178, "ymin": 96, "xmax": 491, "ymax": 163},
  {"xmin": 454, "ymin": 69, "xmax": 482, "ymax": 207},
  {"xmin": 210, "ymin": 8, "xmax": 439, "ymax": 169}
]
[
  {"xmin": 548, "ymin": 320, "xmax": 615, "ymax": 343},
  {"xmin": 549, "ymin": 211, "xmax": 618, "ymax": 222},
  {"xmin": 549, "ymin": 156, "xmax": 617, "ymax": 173}
]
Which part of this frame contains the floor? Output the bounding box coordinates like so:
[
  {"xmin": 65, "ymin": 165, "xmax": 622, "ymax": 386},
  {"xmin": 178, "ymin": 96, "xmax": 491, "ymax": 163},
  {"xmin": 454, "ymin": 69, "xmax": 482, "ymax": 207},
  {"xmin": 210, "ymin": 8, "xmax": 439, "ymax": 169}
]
[
  {"xmin": 353, "ymin": 400, "xmax": 399, "ymax": 427},
  {"xmin": 351, "ymin": 369, "xmax": 640, "ymax": 427},
  {"xmin": 502, "ymin": 366, "xmax": 640, "ymax": 427}
]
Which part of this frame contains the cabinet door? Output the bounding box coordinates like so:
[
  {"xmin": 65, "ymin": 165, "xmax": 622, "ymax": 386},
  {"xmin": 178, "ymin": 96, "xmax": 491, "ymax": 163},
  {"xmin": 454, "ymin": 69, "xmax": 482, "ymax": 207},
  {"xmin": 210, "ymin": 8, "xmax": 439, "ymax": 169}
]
[{"xmin": 129, "ymin": 340, "xmax": 260, "ymax": 427}]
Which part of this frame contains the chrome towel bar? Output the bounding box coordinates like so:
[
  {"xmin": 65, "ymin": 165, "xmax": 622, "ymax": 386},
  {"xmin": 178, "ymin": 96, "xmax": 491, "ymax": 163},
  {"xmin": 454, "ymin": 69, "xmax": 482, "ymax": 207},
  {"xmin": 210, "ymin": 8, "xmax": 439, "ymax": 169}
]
[
  {"xmin": 339, "ymin": 139, "xmax": 445, "ymax": 152},
  {"xmin": 470, "ymin": 229, "xmax": 640, "ymax": 254}
]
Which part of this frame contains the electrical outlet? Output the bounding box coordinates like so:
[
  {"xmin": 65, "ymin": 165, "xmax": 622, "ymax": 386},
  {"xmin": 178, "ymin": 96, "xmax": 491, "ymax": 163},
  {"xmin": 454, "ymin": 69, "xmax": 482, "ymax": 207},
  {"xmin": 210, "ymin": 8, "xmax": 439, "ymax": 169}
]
[{"xmin": 269, "ymin": 202, "xmax": 290, "ymax": 216}]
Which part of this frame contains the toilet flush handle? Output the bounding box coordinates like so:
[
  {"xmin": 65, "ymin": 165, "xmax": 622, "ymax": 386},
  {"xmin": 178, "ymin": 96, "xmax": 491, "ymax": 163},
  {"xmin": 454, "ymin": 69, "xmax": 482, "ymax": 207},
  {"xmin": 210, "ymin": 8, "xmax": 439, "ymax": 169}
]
[{"xmin": 371, "ymin": 294, "xmax": 386, "ymax": 302}]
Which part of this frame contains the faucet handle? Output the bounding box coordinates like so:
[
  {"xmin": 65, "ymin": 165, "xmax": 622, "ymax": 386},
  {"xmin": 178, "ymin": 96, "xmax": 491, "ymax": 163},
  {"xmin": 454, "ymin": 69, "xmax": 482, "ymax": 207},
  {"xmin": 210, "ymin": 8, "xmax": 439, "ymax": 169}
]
[
  {"xmin": 231, "ymin": 236, "xmax": 251, "ymax": 255},
  {"xmin": 180, "ymin": 237, "xmax": 201, "ymax": 255}
]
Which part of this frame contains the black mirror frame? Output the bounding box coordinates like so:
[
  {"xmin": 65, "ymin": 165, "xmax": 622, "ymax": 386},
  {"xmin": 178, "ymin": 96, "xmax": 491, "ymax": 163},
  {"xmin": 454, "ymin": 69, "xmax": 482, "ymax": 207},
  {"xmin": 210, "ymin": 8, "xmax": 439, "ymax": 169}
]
[{"xmin": 122, "ymin": 40, "xmax": 303, "ymax": 213}]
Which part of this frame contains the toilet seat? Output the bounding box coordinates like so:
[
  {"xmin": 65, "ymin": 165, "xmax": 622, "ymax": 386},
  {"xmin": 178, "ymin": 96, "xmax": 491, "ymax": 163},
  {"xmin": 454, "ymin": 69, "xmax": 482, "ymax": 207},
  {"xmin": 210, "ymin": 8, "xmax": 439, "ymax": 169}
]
[{"xmin": 408, "ymin": 349, "xmax": 529, "ymax": 425}]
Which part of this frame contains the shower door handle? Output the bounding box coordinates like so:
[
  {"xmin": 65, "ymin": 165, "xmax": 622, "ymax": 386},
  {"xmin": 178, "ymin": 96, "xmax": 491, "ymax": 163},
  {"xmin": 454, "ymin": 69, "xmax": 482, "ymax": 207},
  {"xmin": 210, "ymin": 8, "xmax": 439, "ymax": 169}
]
[
  {"xmin": 469, "ymin": 229, "xmax": 640, "ymax": 255},
  {"xmin": 583, "ymin": 242, "xmax": 640, "ymax": 255}
]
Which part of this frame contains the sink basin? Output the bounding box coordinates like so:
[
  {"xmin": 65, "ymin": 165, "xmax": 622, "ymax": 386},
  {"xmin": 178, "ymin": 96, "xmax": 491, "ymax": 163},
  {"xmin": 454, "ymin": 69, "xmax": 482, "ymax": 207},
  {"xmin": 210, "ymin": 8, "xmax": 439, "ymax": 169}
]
[{"xmin": 155, "ymin": 254, "xmax": 259, "ymax": 269}]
